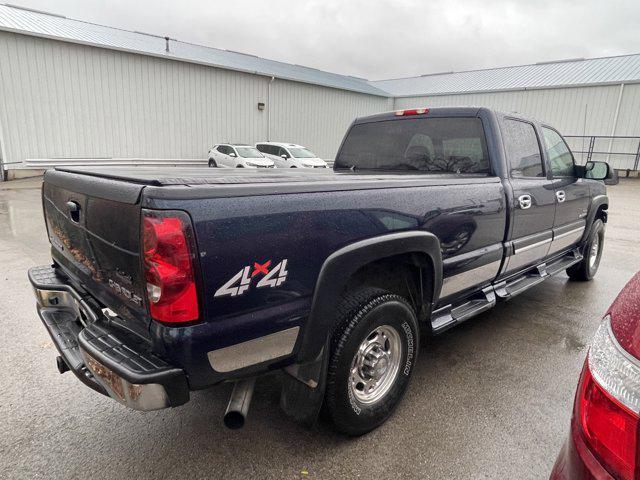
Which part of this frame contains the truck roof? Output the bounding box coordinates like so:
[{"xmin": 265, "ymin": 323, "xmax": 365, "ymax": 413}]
[{"xmin": 352, "ymin": 106, "xmax": 538, "ymax": 126}]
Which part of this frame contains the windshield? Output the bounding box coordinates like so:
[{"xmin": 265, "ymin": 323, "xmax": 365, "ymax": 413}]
[
  {"xmin": 235, "ymin": 147, "xmax": 264, "ymax": 158},
  {"xmin": 288, "ymin": 147, "xmax": 316, "ymax": 158},
  {"xmin": 335, "ymin": 117, "xmax": 490, "ymax": 174}
]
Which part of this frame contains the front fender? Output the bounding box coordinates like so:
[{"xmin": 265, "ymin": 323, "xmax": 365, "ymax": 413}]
[{"xmin": 581, "ymin": 193, "xmax": 608, "ymax": 243}]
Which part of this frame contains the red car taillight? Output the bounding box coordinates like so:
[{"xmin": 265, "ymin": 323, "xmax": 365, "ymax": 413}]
[
  {"xmin": 574, "ymin": 317, "xmax": 640, "ymax": 480},
  {"xmin": 142, "ymin": 210, "xmax": 200, "ymax": 324}
]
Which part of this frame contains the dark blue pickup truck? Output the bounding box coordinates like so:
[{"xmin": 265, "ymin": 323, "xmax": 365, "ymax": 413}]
[{"xmin": 29, "ymin": 107, "xmax": 617, "ymax": 435}]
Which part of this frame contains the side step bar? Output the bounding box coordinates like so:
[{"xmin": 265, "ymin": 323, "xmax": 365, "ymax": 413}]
[
  {"xmin": 431, "ymin": 249, "xmax": 582, "ymax": 333},
  {"xmin": 432, "ymin": 286, "xmax": 496, "ymax": 334}
]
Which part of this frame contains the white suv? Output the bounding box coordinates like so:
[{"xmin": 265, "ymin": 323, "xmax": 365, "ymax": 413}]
[
  {"xmin": 255, "ymin": 142, "xmax": 328, "ymax": 169},
  {"xmin": 208, "ymin": 144, "xmax": 275, "ymax": 168}
]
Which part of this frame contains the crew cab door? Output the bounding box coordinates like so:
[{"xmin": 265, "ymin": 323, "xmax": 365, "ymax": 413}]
[
  {"xmin": 501, "ymin": 118, "xmax": 557, "ymax": 274},
  {"xmin": 541, "ymin": 126, "xmax": 590, "ymax": 254}
]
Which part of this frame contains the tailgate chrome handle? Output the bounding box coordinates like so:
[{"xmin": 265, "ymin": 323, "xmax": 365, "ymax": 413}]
[
  {"xmin": 556, "ymin": 190, "xmax": 566, "ymax": 203},
  {"xmin": 518, "ymin": 194, "xmax": 532, "ymax": 209}
]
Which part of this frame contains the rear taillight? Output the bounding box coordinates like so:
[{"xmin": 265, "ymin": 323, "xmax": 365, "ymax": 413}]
[
  {"xmin": 395, "ymin": 108, "xmax": 429, "ymax": 116},
  {"xmin": 142, "ymin": 210, "xmax": 200, "ymax": 324},
  {"xmin": 574, "ymin": 317, "xmax": 640, "ymax": 479}
]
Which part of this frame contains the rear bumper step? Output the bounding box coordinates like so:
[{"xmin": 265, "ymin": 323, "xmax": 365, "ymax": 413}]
[{"xmin": 29, "ymin": 265, "xmax": 189, "ymax": 411}]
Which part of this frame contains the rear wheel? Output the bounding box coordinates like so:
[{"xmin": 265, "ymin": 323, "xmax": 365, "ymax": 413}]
[
  {"xmin": 567, "ymin": 219, "xmax": 605, "ymax": 281},
  {"xmin": 324, "ymin": 287, "xmax": 419, "ymax": 436},
  {"xmin": 208, "ymin": 158, "xmax": 217, "ymax": 168}
]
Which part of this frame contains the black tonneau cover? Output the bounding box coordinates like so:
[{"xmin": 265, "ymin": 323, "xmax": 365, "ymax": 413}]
[
  {"xmin": 54, "ymin": 166, "xmax": 490, "ymax": 188},
  {"xmin": 55, "ymin": 166, "xmax": 336, "ymax": 186}
]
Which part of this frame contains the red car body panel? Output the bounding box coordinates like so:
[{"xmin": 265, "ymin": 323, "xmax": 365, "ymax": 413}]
[{"xmin": 551, "ymin": 272, "xmax": 640, "ymax": 480}]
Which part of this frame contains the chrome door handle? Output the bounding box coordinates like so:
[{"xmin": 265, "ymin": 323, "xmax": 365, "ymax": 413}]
[
  {"xmin": 518, "ymin": 194, "xmax": 532, "ymax": 209},
  {"xmin": 556, "ymin": 190, "xmax": 566, "ymax": 203}
]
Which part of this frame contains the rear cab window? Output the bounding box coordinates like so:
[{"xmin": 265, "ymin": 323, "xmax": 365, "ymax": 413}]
[{"xmin": 335, "ymin": 117, "xmax": 491, "ymax": 174}]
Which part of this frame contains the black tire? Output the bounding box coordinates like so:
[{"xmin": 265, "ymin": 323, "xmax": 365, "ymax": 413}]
[
  {"xmin": 208, "ymin": 159, "xmax": 217, "ymax": 168},
  {"xmin": 567, "ymin": 219, "xmax": 605, "ymax": 281},
  {"xmin": 324, "ymin": 287, "xmax": 419, "ymax": 436}
]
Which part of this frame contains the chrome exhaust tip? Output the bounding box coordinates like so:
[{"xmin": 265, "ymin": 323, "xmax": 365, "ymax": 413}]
[{"xmin": 223, "ymin": 378, "xmax": 256, "ymax": 429}]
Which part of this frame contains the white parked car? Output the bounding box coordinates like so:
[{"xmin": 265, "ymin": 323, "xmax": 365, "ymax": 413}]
[
  {"xmin": 208, "ymin": 144, "xmax": 275, "ymax": 168},
  {"xmin": 255, "ymin": 142, "xmax": 328, "ymax": 168}
]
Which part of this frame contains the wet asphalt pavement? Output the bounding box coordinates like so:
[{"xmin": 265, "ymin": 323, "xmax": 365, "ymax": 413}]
[{"xmin": 1, "ymin": 177, "xmax": 639, "ymax": 479}]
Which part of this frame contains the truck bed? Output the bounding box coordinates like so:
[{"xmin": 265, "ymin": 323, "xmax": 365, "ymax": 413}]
[{"xmin": 54, "ymin": 166, "xmax": 496, "ymax": 200}]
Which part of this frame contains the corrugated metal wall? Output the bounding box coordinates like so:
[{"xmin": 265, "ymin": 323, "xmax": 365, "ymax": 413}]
[
  {"xmin": 1, "ymin": 28, "xmax": 638, "ymax": 172},
  {"xmin": 270, "ymin": 80, "xmax": 392, "ymax": 159},
  {"xmin": 394, "ymin": 84, "xmax": 640, "ymax": 169},
  {"xmin": 0, "ymin": 31, "xmax": 389, "ymax": 168},
  {"xmin": 394, "ymin": 85, "xmax": 627, "ymax": 135}
]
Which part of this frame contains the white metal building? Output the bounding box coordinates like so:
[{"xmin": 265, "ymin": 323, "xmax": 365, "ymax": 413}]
[
  {"xmin": 0, "ymin": 4, "xmax": 392, "ymax": 178},
  {"xmin": 1, "ymin": 3, "xmax": 640, "ymax": 179},
  {"xmin": 372, "ymin": 56, "xmax": 640, "ymax": 170}
]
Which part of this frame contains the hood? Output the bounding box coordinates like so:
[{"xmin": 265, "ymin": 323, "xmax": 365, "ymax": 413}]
[
  {"xmin": 300, "ymin": 157, "xmax": 328, "ymax": 167},
  {"xmin": 244, "ymin": 157, "xmax": 274, "ymax": 167}
]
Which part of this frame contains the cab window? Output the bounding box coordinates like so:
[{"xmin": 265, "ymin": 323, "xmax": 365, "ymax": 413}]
[
  {"xmin": 335, "ymin": 117, "xmax": 490, "ymax": 174},
  {"xmin": 503, "ymin": 119, "xmax": 544, "ymax": 178},
  {"xmin": 542, "ymin": 127, "xmax": 575, "ymax": 177}
]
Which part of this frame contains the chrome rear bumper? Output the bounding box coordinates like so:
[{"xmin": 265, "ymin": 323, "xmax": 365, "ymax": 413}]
[{"xmin": 29, "ymin": 265, "xmax": 189, "ymax": 411}]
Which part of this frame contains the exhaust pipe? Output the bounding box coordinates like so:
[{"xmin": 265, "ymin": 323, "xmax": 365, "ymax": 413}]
[{"xmin": 224, "ymin": 378, "xmax": 256, "ymax": 429}]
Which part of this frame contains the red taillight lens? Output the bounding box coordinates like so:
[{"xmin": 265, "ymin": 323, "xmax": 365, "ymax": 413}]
[
  {"xmin": 576, "ymin": 366, "xmax": 639, "ymax": 480},
  {"xmin": 142, "ymin": 210, "xmax": 199, "ymax": 324}
]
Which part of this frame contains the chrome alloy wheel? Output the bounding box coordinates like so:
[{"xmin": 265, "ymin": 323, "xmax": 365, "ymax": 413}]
[
  {"xmin": 349, "ymin": 325, "xmax": 403, "ymax": 404},
  {"xmin": 589, "ymin": 235, "xmax": 600, "ymax": 269}
]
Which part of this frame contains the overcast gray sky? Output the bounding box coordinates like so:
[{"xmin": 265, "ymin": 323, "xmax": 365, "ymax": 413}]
[{"xmin": 10, "ymin": 0, "xmax": 640, "ymax": 80}]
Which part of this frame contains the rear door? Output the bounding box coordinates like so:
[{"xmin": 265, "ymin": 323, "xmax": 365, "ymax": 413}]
[
  {"xmin": 541, "ymin": 126, "xmax": 590, "ymax": 255},
  {"xmin": 501, "ymin": 118, "xmax": 557, "ymax": 275}
]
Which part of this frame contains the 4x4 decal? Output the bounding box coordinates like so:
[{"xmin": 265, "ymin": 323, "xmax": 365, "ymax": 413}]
[{"xmin": 214, "ymin": 259, "xmax": 289, "ymax": 297}]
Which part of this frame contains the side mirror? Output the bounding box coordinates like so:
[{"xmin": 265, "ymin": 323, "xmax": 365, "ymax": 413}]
[
  {"xmin": 584, "ymin": 161, "xmax": 619, "ymax": 185},
  {"xmin": 229, "ymin": 152, "xmax": 237, "ymax": 158},
  {"xmin": 281, "ymin": 154, "xmax": 289, "ymax": 159}
]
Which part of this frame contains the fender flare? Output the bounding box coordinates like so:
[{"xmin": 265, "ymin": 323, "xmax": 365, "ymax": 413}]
[
  {"xmin": 581, "ymin": 194, "xmax": 608, "ymax": 243},
  {"xmin": 296, "ymin": 231, "xmax": 442, "ymax": 364}
]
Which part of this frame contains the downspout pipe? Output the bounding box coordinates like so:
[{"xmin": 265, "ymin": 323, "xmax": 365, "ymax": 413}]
[
  {"xmin": 607, "ymin": 83, "xmax": 625, "ymax": 163},
  {"xmin": 267, "ymin": 76, "xmax": 275, "ymax": 141},
  {"xmin": 0, "ymin": 115, "xmax": 6, "ymax": 181}
]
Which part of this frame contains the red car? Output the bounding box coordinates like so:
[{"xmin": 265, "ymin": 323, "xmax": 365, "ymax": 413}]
[{"xmin": 551, "ymin": 272, "xmax": 640, "ymax": 480}]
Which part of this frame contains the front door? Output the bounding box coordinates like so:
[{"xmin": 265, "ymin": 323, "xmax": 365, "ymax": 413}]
[
  {"xmin": 501, "ymin": 118, "xmax": 557, "ymax": 275},
  {"xmin": 541, "ymin": 126, "xmax": 591, "ymax": 255}
]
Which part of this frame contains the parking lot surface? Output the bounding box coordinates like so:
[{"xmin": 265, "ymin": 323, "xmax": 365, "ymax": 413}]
[{"xmin": 1, "ymin": 177, "xmax": 639, "ymax": 479}]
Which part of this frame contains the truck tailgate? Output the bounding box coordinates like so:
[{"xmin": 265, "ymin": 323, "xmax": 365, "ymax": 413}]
[{"xmin": 42, "ymin": 169, "xmax": 150, "ymax": 335}]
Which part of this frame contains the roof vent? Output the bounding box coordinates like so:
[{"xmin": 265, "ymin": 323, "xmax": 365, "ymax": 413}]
[
  {"xmin": 536, "ymin": 57, "xmax": 585, "ymax": 65},
  {"xmin": 420, "ymin": 71, "xmax": 455, "ymax": 77}
]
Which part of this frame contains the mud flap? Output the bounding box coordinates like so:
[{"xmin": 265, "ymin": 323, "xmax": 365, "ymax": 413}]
[{"xmin": 279, "ymin": 347, "xmax": 328, "ymax": 428}]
